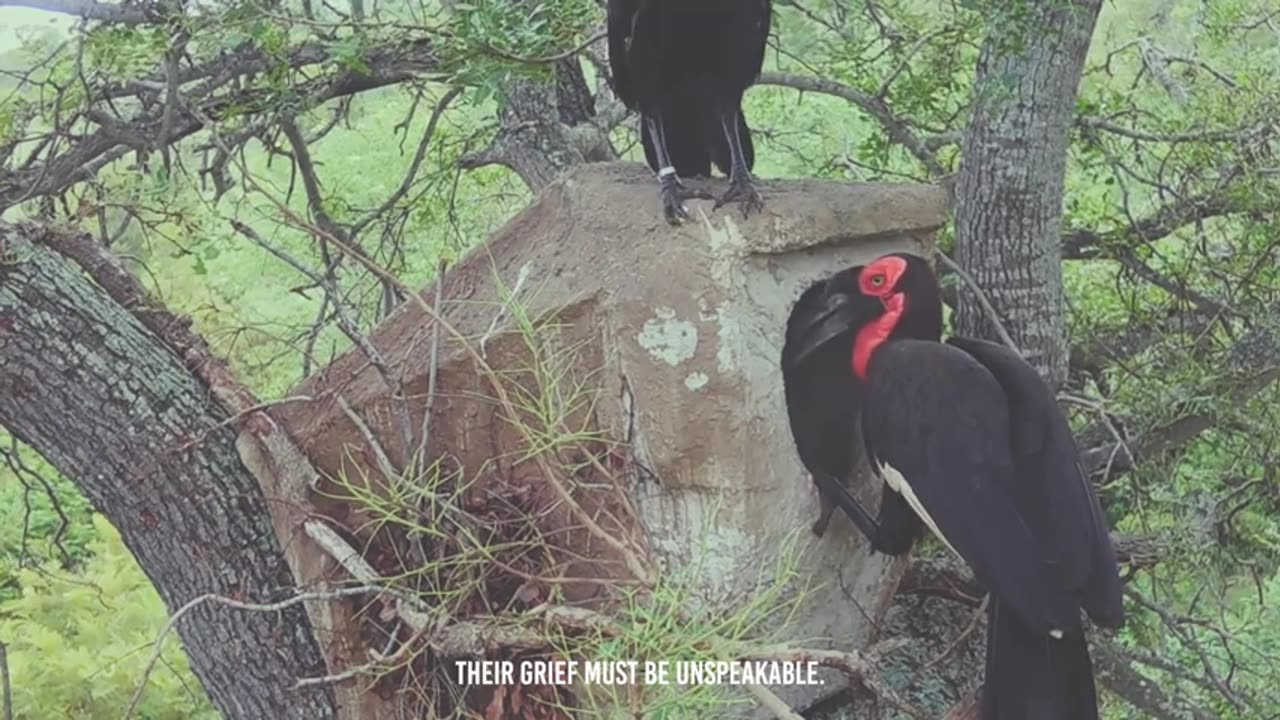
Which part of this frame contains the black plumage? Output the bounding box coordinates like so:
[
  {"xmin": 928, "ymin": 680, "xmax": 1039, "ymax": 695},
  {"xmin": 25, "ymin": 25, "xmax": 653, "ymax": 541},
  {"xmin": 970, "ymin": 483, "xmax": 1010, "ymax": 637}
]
[
  {"xmin": 781, "ymin": 278, "xmax": 921, "ymax": 551},
  {"xmin": 606, "ymin": 0, "xmax": 770, "ymax": 224},
  {"xmin": 788, "ymin": 252, "xmax": 1124, "ymax": 720}
]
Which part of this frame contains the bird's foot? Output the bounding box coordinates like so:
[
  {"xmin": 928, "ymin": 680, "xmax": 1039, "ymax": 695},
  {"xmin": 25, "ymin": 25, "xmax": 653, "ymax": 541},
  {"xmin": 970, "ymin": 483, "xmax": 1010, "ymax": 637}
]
[
  {"xmin": 660, "ymin": 179, "xmax": 714, "ymax": 225},
  {"xmin": 714, "ymin": 177, "xmax": 764, "ymax": 219}
]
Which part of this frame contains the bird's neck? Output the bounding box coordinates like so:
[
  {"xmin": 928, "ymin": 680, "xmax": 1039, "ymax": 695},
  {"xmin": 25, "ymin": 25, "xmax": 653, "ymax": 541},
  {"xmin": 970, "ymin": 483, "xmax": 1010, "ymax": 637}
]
[{"xmin": 853, "ymin": 293, "xmax": 906, "ymax": 380}]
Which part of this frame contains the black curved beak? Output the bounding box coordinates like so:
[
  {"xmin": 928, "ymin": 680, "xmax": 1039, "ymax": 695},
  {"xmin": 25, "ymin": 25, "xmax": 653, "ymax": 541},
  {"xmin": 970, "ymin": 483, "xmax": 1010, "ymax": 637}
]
[{"xmin": 783, "ymin": 289, "xmax": 861, "ymax": 370}]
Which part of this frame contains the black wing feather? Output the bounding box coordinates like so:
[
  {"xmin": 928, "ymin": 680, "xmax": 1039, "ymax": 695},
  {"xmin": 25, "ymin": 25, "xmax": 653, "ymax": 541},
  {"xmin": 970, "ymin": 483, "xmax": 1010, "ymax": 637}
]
[
  {"xmin": 605, "ymin": 0, "xmax": 643, "ymax": 108},
  {"xmin": 863, "ymin": 340, "xmax": 1079, "ymax": 634},
  {"xmin": 606, "ymin": 0, "xmax": 771, "ymax": 176},
  {"xmin": 946, "ymin": 336, "xmax": 1124, "ymax": 628}
]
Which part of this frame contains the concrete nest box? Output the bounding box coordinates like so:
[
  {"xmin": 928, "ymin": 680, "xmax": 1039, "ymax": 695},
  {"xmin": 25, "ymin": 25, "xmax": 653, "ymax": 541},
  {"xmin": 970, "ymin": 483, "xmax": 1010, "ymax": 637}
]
[{"xmin": 278, "ymin": 162, "xmax": 949, "ymax": 713}]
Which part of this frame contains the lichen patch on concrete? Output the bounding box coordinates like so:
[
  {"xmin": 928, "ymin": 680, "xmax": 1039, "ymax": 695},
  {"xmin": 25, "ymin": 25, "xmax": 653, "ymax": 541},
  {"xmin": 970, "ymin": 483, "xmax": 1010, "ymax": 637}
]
[
  {"xmin": 642, "ymin": 496, "xmax": 756, "ymax": 602},
  {"xmin": 636, "ymin": 307, "xmax": 698, "ymax": 367},
  {"xmin": 683, "ymin": 372, "xmax": 709, "ymax": 391},
  {"xmin": 714, "ymin": 305, "xmax": 744, "ymax": 374}
]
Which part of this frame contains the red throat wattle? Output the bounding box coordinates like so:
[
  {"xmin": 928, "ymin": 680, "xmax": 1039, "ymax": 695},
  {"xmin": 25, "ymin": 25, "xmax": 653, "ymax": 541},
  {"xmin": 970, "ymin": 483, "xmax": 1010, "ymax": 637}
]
[{"xmin": 853, "ymin": 293, "xmax": 906, "ymax": 379}]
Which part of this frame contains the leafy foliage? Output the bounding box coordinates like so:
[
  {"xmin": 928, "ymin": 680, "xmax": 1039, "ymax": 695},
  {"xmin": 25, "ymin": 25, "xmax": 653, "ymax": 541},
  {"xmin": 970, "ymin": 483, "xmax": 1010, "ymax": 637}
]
[
  {"xmin": 2, "ymin": 0, "xmax": 1280, "ymax": 717},
  {"xmin": 0, "ymin": 516, "xmax": 215, "ymax": 720}
]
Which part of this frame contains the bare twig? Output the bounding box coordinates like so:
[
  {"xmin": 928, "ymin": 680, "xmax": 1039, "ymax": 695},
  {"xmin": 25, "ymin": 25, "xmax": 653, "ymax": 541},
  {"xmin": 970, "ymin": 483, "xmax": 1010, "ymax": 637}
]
[
  {"xmin": 122, "ymin": 586, "xmax": 404, "ymax": 720},
  {"xmin": 302, "ymin": 519, "xmax": 432, "ymax": 628},
  {"xmin": 1076, "ymin": 116, "xmax": 1257, "ymax": 143},
  {"xmin": 295, "ymin": 619, "xmax": 433, "ymax": 689},
  {"xmin": 230, "ymin": 219, "xmax": 414, "ymax": 465},
  {"xmin": 480, "ymin": 261, "xmax": 532, "ymax": 358},
  {"xmin": 744, "ymin": 684, "xmax": 804, "ymax": 720},
  {"xmin": 335, "ymin": 395, "xmax": 399, "ymax": 482},
  {"xmin": 417, "ymin": 258, "xmax": 448, "ymax": 461},
  {"xmin": 1124, "ymin": 587, "xmax": 1246, "ymax": 712},
  {"xmin": 936, "ymin": 251, "xmax": 1020, "ymax": 353},
  {"xmin": 757, "ymin": 71, "xmax": 945, "ymax": 176},
  {"xmin": 351, "ymin": 87, "xmax": 463, "ymax": 237},
  {"xmin": 1058, "ymin": 392, "xmax": 1136, "ymax": 483}
]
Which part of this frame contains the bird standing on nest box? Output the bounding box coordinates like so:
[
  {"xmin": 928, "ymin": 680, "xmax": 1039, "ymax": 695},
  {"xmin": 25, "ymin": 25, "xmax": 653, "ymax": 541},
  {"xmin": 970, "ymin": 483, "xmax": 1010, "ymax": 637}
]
[
  {"xmin": 784, "ymin": 252, "xmax": 1124, "ymax": 720},
  {"xmin": 606, "ymin": 0, "xmax": 771, "ymax": 225}
]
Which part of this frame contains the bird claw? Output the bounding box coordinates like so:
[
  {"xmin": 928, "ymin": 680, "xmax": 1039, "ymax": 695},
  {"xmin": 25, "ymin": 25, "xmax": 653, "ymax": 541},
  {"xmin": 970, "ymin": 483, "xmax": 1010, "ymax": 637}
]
[
  {"xmin": 715, "ymin": 178, "xmax": 764, "ymax": 219},
  {"xmin": 660, "ymin": 181, "xmax": 714, "ymax": 226}
]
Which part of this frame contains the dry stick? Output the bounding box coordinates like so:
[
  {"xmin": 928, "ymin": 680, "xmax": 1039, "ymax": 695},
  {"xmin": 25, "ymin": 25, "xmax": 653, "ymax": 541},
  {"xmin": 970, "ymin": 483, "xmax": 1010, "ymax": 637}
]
[
  {"xmin": 295, "ymin": 620, "xmax": 435, "ymax": 690},
  {"xmin": 122, "ymin": 525, "xmax": 432, "ymax": 711},
  {"xmin": 410, "ymin": 258, "xmax": 449, "ymax": 572},
  {"xmin": 336, "ymin": 395, "xmax": 399, "ymax": 484},
  {"xmin": 935, "ymin": 252, "xmax": 1020, "ymax": 354},
  {"xmin": 744, "ymin": 684, "xmax": 805, "ymax": 720},
  {"xmin": 479, "ymin": 261, "xmax": 531, "ymax": 359},
  {"xmin": 201, "ymin": 396, "xmax": 315, "ymax": 432},
  {"xmin": 417, "ymin": 258, "xmax": 447, "ymax": 461},
  {"xmin": 122, "ymin": 586, "xmax": 402, "ymax": 720},
  {"xmin": 231, "ymin": 219, "xmax": 413, "ymax": 466},
  {"xmin": 1058, "ymin": 392, "xmax": 1136, "ymax": 477},
  {"xmin": 301, "ymin": 519, "xmax": 430, "ymax": 628}
]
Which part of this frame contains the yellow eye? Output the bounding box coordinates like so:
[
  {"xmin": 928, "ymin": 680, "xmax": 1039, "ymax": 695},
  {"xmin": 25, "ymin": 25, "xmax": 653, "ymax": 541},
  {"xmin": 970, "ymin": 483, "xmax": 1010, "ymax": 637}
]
[{"xmin": 870, "ymin": 275, "xmax": 885, "ymax": 287}]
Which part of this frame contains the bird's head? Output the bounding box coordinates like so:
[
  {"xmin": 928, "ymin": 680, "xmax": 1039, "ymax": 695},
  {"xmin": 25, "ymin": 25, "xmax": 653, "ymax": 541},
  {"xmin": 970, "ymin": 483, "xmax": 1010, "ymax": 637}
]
[
  {"xmin": 784, "ymin": 252, "xmax": 942, "ymax": 376},
  {"xmin": 783, "ymin": 267, "xmax": 876, "ymax": 372}
]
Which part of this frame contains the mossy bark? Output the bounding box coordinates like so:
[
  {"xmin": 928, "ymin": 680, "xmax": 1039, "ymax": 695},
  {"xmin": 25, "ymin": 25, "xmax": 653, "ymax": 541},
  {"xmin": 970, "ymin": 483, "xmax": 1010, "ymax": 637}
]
[{"xmin": 0, "ymin": 227, "xmax": 337, "ymax": 719}]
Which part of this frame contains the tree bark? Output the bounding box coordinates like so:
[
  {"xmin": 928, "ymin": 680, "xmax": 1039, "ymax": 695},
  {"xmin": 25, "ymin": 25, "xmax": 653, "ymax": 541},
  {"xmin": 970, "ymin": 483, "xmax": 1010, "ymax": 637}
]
[
  {"xmin": 0, "ymin": 225, "xmax": 337, "ymax": 719},
  {"xmin": 460, "ymin": 59, "xmax": 619, "ymax": 191},
  {"xmin": 953, "ymin": 0, "xmax": 1103, "ymax": 386}
]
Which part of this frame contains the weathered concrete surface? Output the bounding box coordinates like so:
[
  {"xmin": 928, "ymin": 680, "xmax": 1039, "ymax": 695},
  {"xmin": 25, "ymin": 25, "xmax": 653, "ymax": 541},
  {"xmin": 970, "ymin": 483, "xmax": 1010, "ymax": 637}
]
[{"xmin": 277, "ymin": 162, "xmax": 948, "ymax": 715}]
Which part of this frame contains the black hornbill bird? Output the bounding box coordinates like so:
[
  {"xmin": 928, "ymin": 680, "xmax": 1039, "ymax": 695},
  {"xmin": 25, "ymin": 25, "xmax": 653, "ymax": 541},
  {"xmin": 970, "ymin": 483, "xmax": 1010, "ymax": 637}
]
[
  {"xmin": 606, "ymin": 0, "xmax": 770, "ymax": 225},
  {"xmin": 785, "ymin": 252, "xmax": 1124, "ymax": 720},
  {"xmin": 781, "ymin": 279, "xmax": 923, "ymax": 551}
]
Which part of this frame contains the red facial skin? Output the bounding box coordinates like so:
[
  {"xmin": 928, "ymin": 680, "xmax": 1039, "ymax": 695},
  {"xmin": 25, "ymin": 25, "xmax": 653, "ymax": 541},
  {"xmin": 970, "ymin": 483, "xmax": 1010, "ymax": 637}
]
[{"xmin": 852, "ymin": 256, "xmax": 908, "ymax": 380}]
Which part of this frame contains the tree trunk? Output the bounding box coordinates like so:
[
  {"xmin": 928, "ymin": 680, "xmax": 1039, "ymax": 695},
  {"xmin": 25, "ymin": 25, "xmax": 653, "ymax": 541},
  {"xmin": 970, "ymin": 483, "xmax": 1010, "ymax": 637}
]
[
  {"xmin": 0, "ymin": 225, "xmax": 337, "ymax": 718},
  {"xmin": 460, "ymin": 59, "xmax": 619, "ymax": 191},
  {"xmin": 953, "ymin": 0, "xmax": 1103, "ymax": 386}
]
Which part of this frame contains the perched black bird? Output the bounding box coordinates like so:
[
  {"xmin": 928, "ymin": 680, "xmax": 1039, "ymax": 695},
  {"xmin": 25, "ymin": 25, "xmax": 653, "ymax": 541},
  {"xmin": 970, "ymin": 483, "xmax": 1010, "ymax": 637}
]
[
  {"xmin": 782, "ymin": 278, "xmax": 921, "ymax": 551},
  {"xmin": 788, "ymin": 252, "xmax": 1124, "ymax": 720},
  {"xmin": 606, "ymin": 0, "xmax": 771, "ymax": 224}
]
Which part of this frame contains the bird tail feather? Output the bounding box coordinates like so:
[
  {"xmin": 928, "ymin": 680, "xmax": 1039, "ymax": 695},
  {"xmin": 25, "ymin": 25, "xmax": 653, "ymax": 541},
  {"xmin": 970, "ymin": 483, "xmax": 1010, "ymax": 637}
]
[{"xmin": 982, "ymin": 600, "xmax": 1100, "ymax": 720}]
